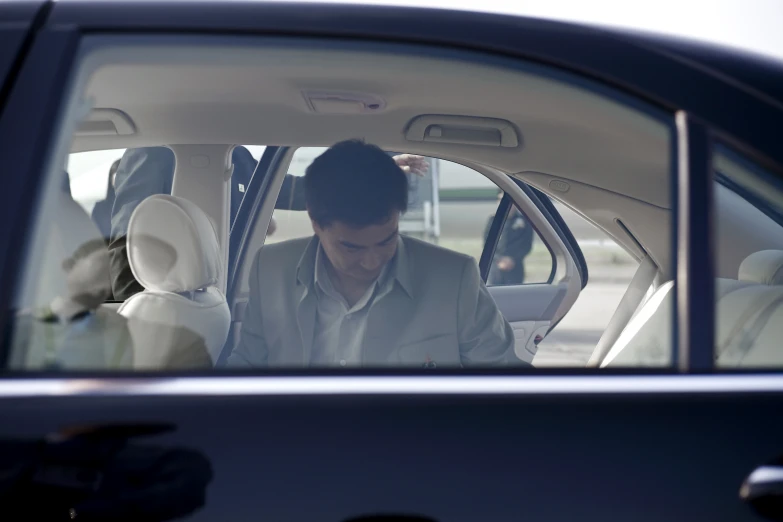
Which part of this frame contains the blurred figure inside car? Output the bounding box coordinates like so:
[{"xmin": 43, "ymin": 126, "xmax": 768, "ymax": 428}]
[{"xmin": 484, "ymin": 190, "xmax": 534, "ymax": 285}]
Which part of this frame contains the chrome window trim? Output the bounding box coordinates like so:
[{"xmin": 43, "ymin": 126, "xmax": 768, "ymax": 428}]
[{"xmin": 0, "ymin": 375, "xmax": 782, "ymax": 397}]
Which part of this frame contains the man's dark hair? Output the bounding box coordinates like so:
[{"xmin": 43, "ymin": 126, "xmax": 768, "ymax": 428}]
[{"xmin": 305, "ymin": 140, "xmax": 408, "ymax": 228}]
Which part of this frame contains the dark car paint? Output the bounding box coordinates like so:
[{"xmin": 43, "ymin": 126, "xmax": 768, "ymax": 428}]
[
  {"xmin": 0, "ymin": 29, "xmax": 28, "ymax": 108},
  {"xmin": 0, "ymin": 2, "xmax": 782, "ymax": 520},
  {"xmin": 0, "ymin": 0, "xmax": 46, "ymax": 23},
  {"xmin": 0, "ymin": 1, "xmax": 49, "ymax": 116},
  {"xmin": 610, "ymin": 27, "xmax": 783, "ymax": 109},
  {"xmin": 1, "ymin": 391, "xmax": 782, "ymax": 521}
]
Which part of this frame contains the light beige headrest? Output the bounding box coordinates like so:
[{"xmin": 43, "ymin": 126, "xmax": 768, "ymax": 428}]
[
  {"xmin": 739, "ymin": 250, "xmax": 783, "ymax": 286},
  {"xmin": 127, "ymin": 195, "xmax": 221, "ymax": 293}
]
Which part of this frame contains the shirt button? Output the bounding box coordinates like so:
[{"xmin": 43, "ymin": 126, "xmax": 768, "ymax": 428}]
[{"xmin": 339, "ymin": 359, "xmax": 347, "ymax": 367}]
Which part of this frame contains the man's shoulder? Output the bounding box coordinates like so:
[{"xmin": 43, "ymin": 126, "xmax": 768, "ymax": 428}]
[
  {"xmin": 401, "ymin": 235, "xmax": 472, "ymax": 267},
  {"xmin": 255, "ymin": 236, "xmax": 312, "ymax": 263}
]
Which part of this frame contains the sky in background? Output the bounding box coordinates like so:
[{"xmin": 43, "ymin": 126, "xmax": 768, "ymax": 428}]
[
  {"xmin": 67, "ymin": 146, "xmax": 268, "ymax": 210},
  {"xmin": 296, "ymin": 0, "xmax": 783, "ymax": 60}
]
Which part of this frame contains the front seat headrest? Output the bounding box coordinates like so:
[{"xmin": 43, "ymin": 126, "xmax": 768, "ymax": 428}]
[
  {"xmin": 127, "ymin": 195, "xmax": 221, "ymax": 293},
  {"xmin": 739, "ymin": 250, "xmax": 783, "ymax": 285}
]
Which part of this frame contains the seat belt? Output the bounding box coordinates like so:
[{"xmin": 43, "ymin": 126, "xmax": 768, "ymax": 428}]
[
  {"xmin": 587, "ymin": 255, "xmax": 658, "ymax": 367},
  {"xmin": 718, "ymin": 292, "xmax": 783, "ymax": 365}
]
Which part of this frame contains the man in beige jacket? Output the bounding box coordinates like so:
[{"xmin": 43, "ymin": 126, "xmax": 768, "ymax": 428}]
[{"xmin": 227, "ymin": 140, "xmax": 518, "ymax": 368}]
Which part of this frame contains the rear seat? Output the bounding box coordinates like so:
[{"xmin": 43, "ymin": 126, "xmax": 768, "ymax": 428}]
[{"xmin": 603, "ymin": 250, "xmax": 783, "ymax": 367}]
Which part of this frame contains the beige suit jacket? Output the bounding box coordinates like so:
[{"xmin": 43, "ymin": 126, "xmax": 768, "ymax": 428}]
[{"xmin": 227, "ymin": 235, "xmax": 518, "ymax": 368}]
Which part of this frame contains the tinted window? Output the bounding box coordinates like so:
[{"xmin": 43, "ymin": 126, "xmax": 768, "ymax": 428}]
[{"xmin": 7, "ymin": 37, "xmax": 674, "ymax": 371}]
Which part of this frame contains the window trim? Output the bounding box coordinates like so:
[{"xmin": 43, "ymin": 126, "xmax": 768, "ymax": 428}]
[
  {"xmin": 523, "ymin": 182, "xmax": 588, "ymax": 290},
  {"xmin": 674, "ymin": 112, "xmax": 715, "ymax": 372},
  {"xmin": 479, "ymin": 193, "xmax": 511, "ymax": 282},
  {"xmin": 716, "ymin": 172, "xmax": 783, "ymax": 228},
  {"xmin": 227, "ymin": 146, "xmax": 288, "ymax": 301}
]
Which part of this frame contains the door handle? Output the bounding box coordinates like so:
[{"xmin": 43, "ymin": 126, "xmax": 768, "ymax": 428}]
[{"xmin": 741, "ymin": 464, "xmax": 783, "ymax": 520}]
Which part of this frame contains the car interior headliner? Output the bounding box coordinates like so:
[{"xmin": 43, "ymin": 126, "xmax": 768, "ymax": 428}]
[{"xmin": 71, "ymin": 42, "xmax": 673, "ymax": 210}]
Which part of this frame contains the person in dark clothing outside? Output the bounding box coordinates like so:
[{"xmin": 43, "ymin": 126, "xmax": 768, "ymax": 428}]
[
  {"xmin": 484, "ymin": 190, "xmax": 534, "ymax": 285},
  {"xmin": 91, "ymin": 159, "xmax": 120, "ymax": 242},
  {"xmin": 109, "ymin": 145, "xmax": 427, "ymax": 301}
]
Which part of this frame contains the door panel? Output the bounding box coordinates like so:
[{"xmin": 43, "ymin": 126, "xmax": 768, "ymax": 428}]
[
  {"xmin": 489, "ymin": 284, "xmax": 566, "ymax": 321},
  {"xmin": 0, "ymin": 387, "xmax": 780, "ymax": 521},
  {"xmin": 489, "ymin": 284, "xmax": 567, "ymax": 362}
]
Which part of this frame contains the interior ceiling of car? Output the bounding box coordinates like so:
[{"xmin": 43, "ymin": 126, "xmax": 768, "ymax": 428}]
[
  {"xmin": 74, "ymin": 44, "xmax": 673, "ymax": 210},
  {"xmin": 75, "ymin": 42, "xmax": 783, "ymax": 281}
]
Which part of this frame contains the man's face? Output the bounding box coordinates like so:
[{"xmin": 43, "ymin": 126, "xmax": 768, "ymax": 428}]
[{"xmin": 312, "ymin": 213, "xmax": 400, "ymax": 283}]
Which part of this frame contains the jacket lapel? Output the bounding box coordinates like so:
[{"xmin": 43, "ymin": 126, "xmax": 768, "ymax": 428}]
[
  {"xmin": 363, "ymin": 286, "xmax": 416, "ymax": 364},
  {"xmin": 362, "ymin": 238, "xmax": 416, "ymax": 364},
  {"xmin": 295, "ymin": 237, "xmax": 320, "ymax": 366}
]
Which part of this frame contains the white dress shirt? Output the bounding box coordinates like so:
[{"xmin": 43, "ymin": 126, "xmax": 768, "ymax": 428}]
[{"xmin": 310, "ymin": 245, "xmax": 396, "ymax": 367}]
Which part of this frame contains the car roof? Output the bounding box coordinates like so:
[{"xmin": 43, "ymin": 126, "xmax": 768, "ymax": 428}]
[
  {"xmin": 45, "ymin": 0, "xmax": 783, "ymax": 90},
  {"xmin": 604, "ymin": 26, "xmax": 783, "ymax": 109}
]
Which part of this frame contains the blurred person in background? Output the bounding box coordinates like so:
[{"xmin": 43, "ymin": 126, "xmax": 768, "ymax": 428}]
[{"xmin": 484, "ymin": 190, "xmax": 534, "ymax": 285}]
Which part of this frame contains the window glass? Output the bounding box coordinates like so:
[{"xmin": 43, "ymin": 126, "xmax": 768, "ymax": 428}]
[
  {"xmin": 67, "ymin": 149, "xmax": 126, "ymax": 215},
  {"xmin": 713, "ymin": 148, "xmax": 783, "ymax": 368},
  {"xmin": 7, "ymin": 37, "xmax": 674, "ymax": 371}
]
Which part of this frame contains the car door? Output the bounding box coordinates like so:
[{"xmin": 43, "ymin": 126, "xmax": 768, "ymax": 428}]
[
  {"xmin": 1, "ymin": 3, "xmax": 783, "ymax": 522},
  {"xmin": 479, "ymin": 170, "xmax": 587, "ymax": 363}
]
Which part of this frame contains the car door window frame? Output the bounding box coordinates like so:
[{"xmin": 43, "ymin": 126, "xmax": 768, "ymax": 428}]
[
  {"xmin": 522, "ymin": 181, "xmax": 588, "ymax": 290},
  {"xmin": 674, "ymin": 112, "xmax": 715, "ymax": 372},
  {"xmin": 479, "ymin": 192, "xmax": 512, "ymax": 282},
  {"xmin": 227, "ymin": 146, "xmax": 288, "ymax": 301}
]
